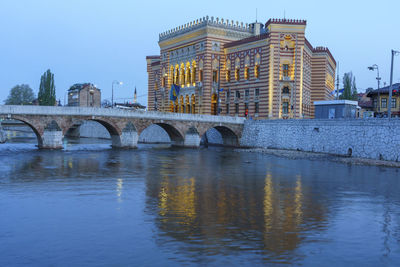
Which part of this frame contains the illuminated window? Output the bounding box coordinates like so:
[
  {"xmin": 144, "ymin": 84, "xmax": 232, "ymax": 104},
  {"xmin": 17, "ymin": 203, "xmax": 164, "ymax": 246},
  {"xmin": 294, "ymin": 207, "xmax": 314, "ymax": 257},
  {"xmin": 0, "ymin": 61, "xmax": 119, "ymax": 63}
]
[
  {"xmin": 255, "ymin": 65, "xmax": 260, "ymax": 79},
  {"xmin": 235, "ymin": 68, "xmax": 240, "ymax": 81},
  {"xmin": 192, "ymin": 66, "xmax": 196, "ymax": 84},
  {"xmin": 226, "ymin": 70, "xmax": 231, "ymax": 82},
  {"xmin": 244, "ymin": 67, "xmax": 249, "ymax": 80},
  {"xmin": 199, "ymin": 70, "xmax": 203, "ymax": 82},
  {"xmin": 235, "ymin": 57, "xmax": 240, "ymax": 81}
]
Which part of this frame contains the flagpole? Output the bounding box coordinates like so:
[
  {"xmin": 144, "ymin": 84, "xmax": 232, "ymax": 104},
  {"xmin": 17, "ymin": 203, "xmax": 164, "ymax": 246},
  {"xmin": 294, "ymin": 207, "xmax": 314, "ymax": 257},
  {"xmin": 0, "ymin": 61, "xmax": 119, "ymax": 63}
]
[{"xmin": 217, "ymin": 56, "xmax": 221, "ymax": 115}]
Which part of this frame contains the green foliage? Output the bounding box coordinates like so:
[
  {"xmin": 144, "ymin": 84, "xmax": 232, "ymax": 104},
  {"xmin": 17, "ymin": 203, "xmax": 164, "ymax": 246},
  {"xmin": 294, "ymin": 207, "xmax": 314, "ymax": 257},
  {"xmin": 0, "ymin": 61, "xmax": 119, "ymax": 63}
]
[
  {"xmin": 5, "ymin": 84, "xmax": 35, "ymax": 105},
  {"xmin": 340, "ymin": 72, "xmax": 357, "ymax": 100},
  {"xmin": 38, "ymin": 69, "xmax": 56, "ymax": 106}
]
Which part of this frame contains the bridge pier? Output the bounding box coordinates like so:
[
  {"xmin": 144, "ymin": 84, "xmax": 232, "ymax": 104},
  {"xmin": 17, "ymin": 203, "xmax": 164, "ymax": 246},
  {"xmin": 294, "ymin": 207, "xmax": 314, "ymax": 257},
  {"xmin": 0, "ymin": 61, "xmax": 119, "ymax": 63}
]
[
  {"xmin": 0, "ymin": 126, "xmax": 5, "ymax": 143},
  {"xmin": 40, "ymin": 130, "xmax": 63, "ymax": 149},
  {"xmin": 183, "ymin": 127, "xmax": 201, "ymax": 148},
  {"xmin": 39, "ymin": 120, "xmax": 63, "ymax": 149},
  {"xmin": 112, "ymin": 122, "xmax": 138, "ymax": 148}
]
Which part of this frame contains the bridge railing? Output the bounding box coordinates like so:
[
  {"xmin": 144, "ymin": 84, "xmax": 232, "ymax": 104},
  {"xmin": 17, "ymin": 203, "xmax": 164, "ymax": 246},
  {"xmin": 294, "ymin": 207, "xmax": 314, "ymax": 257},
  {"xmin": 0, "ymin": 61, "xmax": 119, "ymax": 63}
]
[{"xmin": 0, "ymin": 105, "xmax": 245, "ymax": 124}]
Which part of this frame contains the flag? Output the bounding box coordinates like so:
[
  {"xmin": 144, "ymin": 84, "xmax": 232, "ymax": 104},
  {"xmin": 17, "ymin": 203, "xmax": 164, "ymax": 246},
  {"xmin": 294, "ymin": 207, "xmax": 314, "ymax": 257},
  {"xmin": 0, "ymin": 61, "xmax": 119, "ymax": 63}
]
[
  {"xmin": 219, "ymin": 88, "xmax": 224, "ymax": 92},
  {"xmin": 330, "ymin": 88, "xmax": 344, "ymax": 96},
  {"xmin": 169, "ymin": 84, "xmax": 180, "ymax": 101}
]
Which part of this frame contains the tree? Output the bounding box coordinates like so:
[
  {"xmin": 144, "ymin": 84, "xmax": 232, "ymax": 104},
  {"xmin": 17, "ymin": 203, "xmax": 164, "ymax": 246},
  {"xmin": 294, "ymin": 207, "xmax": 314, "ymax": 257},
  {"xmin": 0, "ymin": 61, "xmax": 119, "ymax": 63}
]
[
  {"xmin": 5, "ymin": 84, "xmax": 35, "ymax": 105},
  {"xmin": 340, "ymin": 72, "xmax": 357, "ymax": 100},
  {"xmin": 38, "ymin": 69, "xmax": 56, "ymax": 106}
]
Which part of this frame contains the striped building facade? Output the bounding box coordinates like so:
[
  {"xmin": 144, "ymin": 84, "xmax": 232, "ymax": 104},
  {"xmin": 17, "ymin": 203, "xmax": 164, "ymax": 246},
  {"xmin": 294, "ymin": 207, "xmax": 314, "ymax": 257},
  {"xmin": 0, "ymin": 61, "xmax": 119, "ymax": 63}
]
[{"xmin": 146, "ymin": 16, "xmax": 336, "ymax": 119}]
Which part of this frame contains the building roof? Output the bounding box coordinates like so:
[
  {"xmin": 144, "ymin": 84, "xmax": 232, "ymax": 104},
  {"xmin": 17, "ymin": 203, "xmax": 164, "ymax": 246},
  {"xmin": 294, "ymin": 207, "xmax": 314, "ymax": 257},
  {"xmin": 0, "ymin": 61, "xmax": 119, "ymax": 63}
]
[
  {"xmin": 314, "ymin": 100, "xmax": 358, "ymax": 106},
  {"xmin": 224, "ymin": 33, "xmax": 270, "ymax": 48},
  {"xmin": 68, "ymin": 83, "xmax": 99, "ymax": 92},
  {"xmin": 366, "ymin": 83, "xmax": 400, "ymax": 96}
]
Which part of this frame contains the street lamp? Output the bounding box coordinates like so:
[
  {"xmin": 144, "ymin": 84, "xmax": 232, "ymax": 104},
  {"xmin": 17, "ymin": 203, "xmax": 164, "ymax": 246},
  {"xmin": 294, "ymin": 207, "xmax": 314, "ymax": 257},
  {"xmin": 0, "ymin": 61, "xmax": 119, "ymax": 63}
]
[
  {"xmin": 388, "ymin": 50, "xmax": 400, "ymax": 118},
  {"xmin": 368, "ymin": 64, "xmax": 381, "ymax": 115},
  {"xmin": 112, "ymin": 80, "xmax": 123, "ymax": 108}
]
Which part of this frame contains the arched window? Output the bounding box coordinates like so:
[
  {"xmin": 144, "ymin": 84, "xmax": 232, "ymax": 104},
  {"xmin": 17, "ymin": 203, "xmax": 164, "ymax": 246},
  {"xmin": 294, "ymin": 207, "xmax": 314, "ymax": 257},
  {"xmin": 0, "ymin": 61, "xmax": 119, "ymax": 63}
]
[
  {"xmin": 226, "ymin": 59, "xmax": 231, "ymax": 82},
  {"xmin": 191, "ymin": 60, "xmax": 196, "ymax": 85},
  {"xmin": 191, "ymin": 95, "xmax": 196, "ymax": 114},
  {"xmin": 235, "ymin": 58, "xmax": 240, "ymax": 81},
  {"xmin": 162, "ymin": 68, "xmax": 167, "ymax": 88},
  {"xmin": 170, "ymin": 66, "xmax": 174, "ymax": 85},
  {"xmin": 212, "ymin": 59, "xmax": 219, "ymax": 83},
  {"xmin": 199, "ymin": 59, "xmax": 204, "ymax": 82},
  {"xmin": 175, "ymin": 65, "xmax": 179, "ymax": 85},
  {"xmin": 254, "ymin": 54, "xmax": 260, "ymax": 79},
  {"xmin": 211, "ymin": 94, "xmax": 218, "ymax": 115},
  {"xmin": 186, "ymin": 62, "xmax": 191, "ymax": 87},
  {"xmin": 244, "ymin": 55, "xmax": 250, "ymax": 80},
  {"xmin": 186, "ymin": 95, "xmax": 190, "ymax": 113},
  {"xmin": 180, "ymin": 95, "xmax": 184, "ymax": 113},
  {"xmin": 180, "ymin": 63, "xmax": 185, "ymax": 86}
]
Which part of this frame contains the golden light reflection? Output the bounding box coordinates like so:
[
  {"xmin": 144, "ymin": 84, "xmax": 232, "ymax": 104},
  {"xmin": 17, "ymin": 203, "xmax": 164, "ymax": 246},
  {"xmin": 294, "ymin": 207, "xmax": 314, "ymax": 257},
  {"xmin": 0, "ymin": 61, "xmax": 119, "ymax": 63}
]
[
  {"xmin": 116, "ymin": 178, "xmax": 123, "ymax": 202},
  {"xmin": 294, "ymin": 175, "xmax": 303, "ymax": 225},
  {"xmin": 158, "ymin": 177, "xmax": 196, "ymax": 224},
  {"xmin": 264, "ymin": 173, "xmax": 273, "ymax": 232}
]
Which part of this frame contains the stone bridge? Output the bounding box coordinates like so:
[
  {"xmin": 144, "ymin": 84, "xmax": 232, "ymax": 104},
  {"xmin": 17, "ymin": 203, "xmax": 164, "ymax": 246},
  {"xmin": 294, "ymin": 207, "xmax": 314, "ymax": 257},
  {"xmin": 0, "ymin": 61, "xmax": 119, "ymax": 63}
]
[{"xmin": 0, "ymin": 105, "xmax": 245, "ymax": 149}]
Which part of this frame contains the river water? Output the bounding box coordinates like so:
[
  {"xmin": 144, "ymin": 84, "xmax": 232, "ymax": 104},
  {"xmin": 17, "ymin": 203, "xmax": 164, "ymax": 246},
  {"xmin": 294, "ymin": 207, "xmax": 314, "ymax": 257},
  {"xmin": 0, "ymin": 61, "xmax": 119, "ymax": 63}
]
[{"xmin": 1, "ymin": 138, "xmax": 400, "ymax": 266}]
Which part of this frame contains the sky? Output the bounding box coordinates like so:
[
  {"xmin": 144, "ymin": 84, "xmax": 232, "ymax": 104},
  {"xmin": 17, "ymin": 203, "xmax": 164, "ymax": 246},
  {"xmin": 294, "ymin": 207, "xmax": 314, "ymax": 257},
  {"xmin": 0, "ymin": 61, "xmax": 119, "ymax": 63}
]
[{"xmin": 0, "ymin": 0, "xmax": 399, "ymax": 105}]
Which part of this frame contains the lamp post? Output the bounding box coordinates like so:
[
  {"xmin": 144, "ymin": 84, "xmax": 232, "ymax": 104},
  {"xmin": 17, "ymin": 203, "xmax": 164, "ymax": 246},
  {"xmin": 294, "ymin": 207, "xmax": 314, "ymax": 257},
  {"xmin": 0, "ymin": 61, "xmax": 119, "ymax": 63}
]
[
  {"xmin": 368, "ymin": 64, "xmax": 381, "ymax": 115},
  {"xmin": 388, "ymin": 50, "xmax": 400, "ymax": 118},
  {"xmin": 112, "ymin": 80, "xmax": 123, "ymax": 108}
]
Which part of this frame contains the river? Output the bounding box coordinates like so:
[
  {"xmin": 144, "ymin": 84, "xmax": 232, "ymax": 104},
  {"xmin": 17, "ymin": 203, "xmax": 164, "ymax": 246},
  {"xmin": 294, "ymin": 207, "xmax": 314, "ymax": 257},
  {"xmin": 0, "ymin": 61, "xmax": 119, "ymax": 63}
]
[{"xmin": 0, "ymin": 137, "xmax": 400, "ymax": 266}]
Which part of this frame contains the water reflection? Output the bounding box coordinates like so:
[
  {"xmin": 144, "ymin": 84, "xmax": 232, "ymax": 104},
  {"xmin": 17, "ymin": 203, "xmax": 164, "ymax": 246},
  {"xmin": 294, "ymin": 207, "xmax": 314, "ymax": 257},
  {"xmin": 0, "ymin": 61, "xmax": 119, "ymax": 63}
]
[
  {"xmin": 143, "ymin": 150, "xmax": 333, "ymax": 263},
  {"xmin": 1, "ymin": 143, "xmax": 400, "ymax": 265}
]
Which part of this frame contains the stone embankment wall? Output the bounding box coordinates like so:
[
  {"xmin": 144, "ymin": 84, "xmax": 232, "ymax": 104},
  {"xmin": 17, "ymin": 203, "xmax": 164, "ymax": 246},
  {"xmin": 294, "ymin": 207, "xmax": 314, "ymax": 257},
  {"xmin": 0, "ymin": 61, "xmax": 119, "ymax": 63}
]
[{"xmin": 240, "ymin": 119, "xmax": 400, "ymax": 161}]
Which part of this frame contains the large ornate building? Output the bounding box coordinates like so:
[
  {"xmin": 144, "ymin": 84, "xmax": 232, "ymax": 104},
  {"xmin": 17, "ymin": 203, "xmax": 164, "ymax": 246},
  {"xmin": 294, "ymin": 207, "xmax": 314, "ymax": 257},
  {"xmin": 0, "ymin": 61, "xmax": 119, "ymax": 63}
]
[{"xmin": 147, "ymin": 16, "xmax": 336, "ymax": 119}]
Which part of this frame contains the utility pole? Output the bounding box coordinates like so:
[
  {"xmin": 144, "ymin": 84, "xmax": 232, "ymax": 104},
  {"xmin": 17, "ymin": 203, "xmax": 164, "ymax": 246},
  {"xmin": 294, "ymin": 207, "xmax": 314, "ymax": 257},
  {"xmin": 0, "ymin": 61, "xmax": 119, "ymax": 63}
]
[
  {"xmin": 368, "ymin": 64, "xmax": 381, "ymax": 115},
  {"xmin": 388, "ymin": 50, "xmax": 400, "ymax": 118},
  {"xmin": 336, "ymin": 62, "xmax": 340, "ymax": 100}
]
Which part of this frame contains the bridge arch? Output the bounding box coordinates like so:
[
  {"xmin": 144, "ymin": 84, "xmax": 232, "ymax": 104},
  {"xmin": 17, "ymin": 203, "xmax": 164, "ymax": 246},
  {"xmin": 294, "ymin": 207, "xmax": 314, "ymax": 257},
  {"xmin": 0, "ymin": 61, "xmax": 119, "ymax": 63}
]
[
  {"xmin": 7, "ymin": 116, "xmax": 43, "ymax": 148},
  {"xmin": 64, "ymin": 118, "xmax": 139, "ymax": 148},
  {"xmin": 139, "ymin": 123, "xmax": 185, "ymax": 146},
  {"xmin": 202, "ymin": 125, "xmax": 240, "ymax": 147}
]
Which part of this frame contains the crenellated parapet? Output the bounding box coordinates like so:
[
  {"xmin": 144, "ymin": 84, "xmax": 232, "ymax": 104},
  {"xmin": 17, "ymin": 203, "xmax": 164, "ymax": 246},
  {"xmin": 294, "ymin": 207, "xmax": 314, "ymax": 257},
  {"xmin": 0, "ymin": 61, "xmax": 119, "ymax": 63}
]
[
  {"xmin": 159, "ymin": 15, "xmax": 252, "ymax": 42},
  {"xmin": 265, "ymin": 18, "xmax": 307, "ymax": 27}
]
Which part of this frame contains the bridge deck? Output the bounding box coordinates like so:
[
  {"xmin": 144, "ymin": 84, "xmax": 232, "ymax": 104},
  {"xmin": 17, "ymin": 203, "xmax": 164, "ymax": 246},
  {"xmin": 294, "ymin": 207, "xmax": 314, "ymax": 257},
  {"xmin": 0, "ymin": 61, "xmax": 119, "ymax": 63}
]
[{"xmin": 0, "ymin": 105, "xmax": 245, "ymax": 124}]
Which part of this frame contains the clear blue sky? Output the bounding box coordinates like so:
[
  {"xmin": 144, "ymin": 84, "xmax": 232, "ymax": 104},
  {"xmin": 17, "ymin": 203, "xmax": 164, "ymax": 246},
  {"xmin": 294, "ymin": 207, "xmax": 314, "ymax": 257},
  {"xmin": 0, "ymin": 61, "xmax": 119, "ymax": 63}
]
[{"xmin": 1, "ymin": 0, "xmax": 399, "ymax": 105}]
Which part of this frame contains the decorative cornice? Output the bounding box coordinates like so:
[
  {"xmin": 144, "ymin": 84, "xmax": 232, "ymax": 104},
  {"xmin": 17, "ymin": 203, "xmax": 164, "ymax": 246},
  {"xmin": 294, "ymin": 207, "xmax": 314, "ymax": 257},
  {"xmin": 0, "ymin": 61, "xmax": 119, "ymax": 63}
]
[{"xmin": 159, "ymin": 16, "xmax": 252, "ymax": 42}]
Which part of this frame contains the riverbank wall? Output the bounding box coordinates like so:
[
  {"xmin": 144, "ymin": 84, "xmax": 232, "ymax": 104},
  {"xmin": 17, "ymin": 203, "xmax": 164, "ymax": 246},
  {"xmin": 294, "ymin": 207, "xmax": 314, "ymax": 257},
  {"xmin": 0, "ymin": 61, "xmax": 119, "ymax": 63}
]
[{"xmin": 240, "ymin": 119, "xmax": 400, "ymax": 161}]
